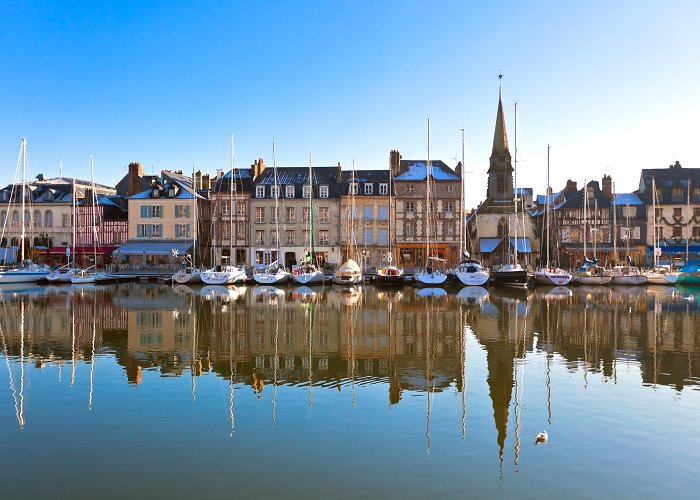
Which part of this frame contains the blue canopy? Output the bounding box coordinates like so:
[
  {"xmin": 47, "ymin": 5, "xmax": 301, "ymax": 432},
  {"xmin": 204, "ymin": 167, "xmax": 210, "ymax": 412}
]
[
  {"xmin": 479, "ymin": 238, "xmax": 502, "ymax": 253},
  {"xmin": 509, "ymin": 237, "xmax": 531, "ymax": 253}
]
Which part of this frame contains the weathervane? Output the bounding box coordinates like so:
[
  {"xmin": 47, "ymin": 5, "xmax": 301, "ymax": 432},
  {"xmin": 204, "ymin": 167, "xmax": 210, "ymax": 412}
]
[{"xmin": 498, "ymin": 70, "xmax": 503, "ymax": 81}]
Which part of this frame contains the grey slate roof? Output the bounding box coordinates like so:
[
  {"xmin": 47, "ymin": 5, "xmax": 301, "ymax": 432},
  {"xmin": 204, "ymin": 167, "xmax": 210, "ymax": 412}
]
[{"xmin": 394, "ymin": 160, "xmax": 459, "ymax": 181}]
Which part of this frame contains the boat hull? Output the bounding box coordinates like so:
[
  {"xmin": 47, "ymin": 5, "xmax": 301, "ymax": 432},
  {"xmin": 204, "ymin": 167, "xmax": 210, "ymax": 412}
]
[
  {"xmin": 253, "ymin": 271, "xmax": 291, "ymax": 285},
  {"xmin": 332, "ymin": 275, "xmax": 363, "ymax": 285},
  {"xmin": 645, "ymin": 273, "xmax": 678, "ymax": 285},
  {"xmin": 414, "ymin": 271, "xmax": 448, "ymax": 286},
  {"xmin": 451, "ymin": 270, "xmax": 490, "ymax": 286},
  {"xmin": 677, "ymin": 275, "xmax": 700, "ymax": 286},
  {"xmin": 291, "ymin": 270, "xmax": 325, "ymax": 285},
  {"xmin": 0, "ymin": 270, "xmax": 50, "ymax": 284},
  {"xmin": 491, "ymin": 269, "xmax": 533, "ymax": 288},
  {"xmin": 609, "ymin": 275, "xmax": 647, "ymax": 286},
  {"xmin": 200, "ymin": 269, "xmax": 247, "ymax": 285},
  {"xmin": 173, "ymin": 271, "xmax": 202, "ymax": 284},
  {"xmin": 534, "ymin": 270, "xmax": 572, "ymax": 286},
  {"xmin": 576, "ymin": 275, "xmax": 612, "ymax": 285},
  {"xmin": 375, "ymin": 274, "xmax": 405, "ymax": 285}
]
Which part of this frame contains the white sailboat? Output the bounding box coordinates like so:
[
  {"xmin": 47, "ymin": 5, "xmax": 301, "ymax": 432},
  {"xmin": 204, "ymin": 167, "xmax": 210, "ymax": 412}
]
[
  {"xmin": 375, "ymin": 161, "xmax": 405, "ymax": 284},
  {"xmin": 173, "ymin": 165, "xmax": 202, "ymax": 284},
  {"xmin": 414, "ymin": 118, "xmax": 447, "ymax": 286},
  {"xmin": 644, "ymin": 177, "xmax": 678, "ymax": 285},
  {"xmin": 609, "ymin": 193, "xmax": 646, "ymax": 285},
  {"xmin": 254, "ymin": 140, "xmax": 291, "ymax": 285},
  {"xmin": 47, "ymin": 178, "xmax": 80, "ymax": 283},
  {"xmin": 72, "ymin": 156, "xmax": 111, "ymax": 284},
  {"xmin": 292, "ymin": 154, "xmax": 325, "ymax": 285},
  {"xmin": 451, "ymin": 129, "xmax": 489, "ymax": 286},
  {"xmin": 0, "ymin": 138, "xmax": 51, "ymax": 284},
  {"xmin": 334, "ymin": 160, "xmax": 363, "ymax": 285},
  {"xmin": 574, "ymin": 179, "xmax": 612, "ymax": 285},
  {"xmin": 535, "ymin": 145, "xmax": 572, "ymax": 286}
]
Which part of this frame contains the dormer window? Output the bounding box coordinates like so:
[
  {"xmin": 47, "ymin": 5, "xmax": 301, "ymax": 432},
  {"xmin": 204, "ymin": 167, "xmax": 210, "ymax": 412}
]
[
  {"xmin": 271, "ymin": 186, "xmax": 281, "ymax": 198},
  {"xmin": 319, "ymin": 185, "xmax": 329, "ymax": 198},
  {"xmin": 168, "ymin": 187, "xmax": 176, "ymax": 197},
  {"xmin": 152, "ymin": 189, "xmax": 160, "ymax": 198},
  {"xmin": 286, "ymin": 185, "xmax": 295, "ymax": 198},
  {"xmin": 256, "ymin": 186, "xmax": 265, "ymax": 198},
  {"xmin": 379, "ymin": 183, "xmax": 388, "ymax": 195},
  {"xmin": 364, "ymin": 184, "xmax": 373, "ymax": 195},
  {"xmin": 303, "ymin": 185, "xmax": 310, "ymax": 199}
]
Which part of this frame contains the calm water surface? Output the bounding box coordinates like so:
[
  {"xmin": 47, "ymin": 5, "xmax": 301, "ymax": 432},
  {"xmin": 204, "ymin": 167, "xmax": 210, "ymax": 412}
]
[{"xmin": 0, "ymin": 282, "xmax": 699, "ymax": 498}]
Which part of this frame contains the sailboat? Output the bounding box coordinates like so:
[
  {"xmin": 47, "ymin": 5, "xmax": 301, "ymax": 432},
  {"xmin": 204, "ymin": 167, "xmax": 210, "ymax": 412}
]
[
  {"xmin": 334, "ymin": 160, "xmax": 364, "ymax": 285},
  {"xmin": 200, "ymin": 144, "xmax": 247, "ymax": 286},
  {"xmin": 644, "ymin": 177, "xmax": 678, "ymax": 285},
  {"xmin": 47, "ymin": 178, "xmax": 80, "ymax": 283},
  {"xmin": 535, "ymin": 145, "xmax": 572, "ymax": 285},
  {"xmin": 414, "ymin": 118, "xmax": 448, "ymax": 286},
  {"xmin": 173, "ymin": 161, "xmax": 204, "ymax": 284},
  {"xmin": 609, "ymin": 194, "xmax": 646, "ymax": 285},
  {"xmin": 292, "ymin": 154, "xmax": 325, "ymax": 285},
  {"xmin": 72, "ymin": 156, "xmax": 111, "ymax": 284},
  {"xmin": 254, "ymin": 140, "xmax": 291, "ymax": 285},
  {"xmin": 573, "ymin": 179, "xmax": 612, "ymax": 285},
  {"xmin": 375, "ymin": 160, "xmax": 405, "ymax": 285},
  {"xmin": 490, "ymin": 102, "xmax": 532, "ymax": 288},
  {"xmin": 0, "ymin": 138, "xmax": 51, "ymax": 284},
  {"xmin": 451, "ymin": 129, "xmax": 490, "ymax": 287}
]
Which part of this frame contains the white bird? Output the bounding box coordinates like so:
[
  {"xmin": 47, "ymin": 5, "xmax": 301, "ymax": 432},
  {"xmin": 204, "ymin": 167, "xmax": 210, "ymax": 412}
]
[
  {"xmin": 535, "ymin": 431, "xmax": 548, "ymax": 444},
  {"xmin": 684, "ymin": 295, "xmax": 695, "ymax": 302}
]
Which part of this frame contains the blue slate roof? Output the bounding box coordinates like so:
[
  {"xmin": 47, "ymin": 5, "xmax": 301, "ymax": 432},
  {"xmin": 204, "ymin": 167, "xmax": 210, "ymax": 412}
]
[
  {"xmin": 394, "ymin": 160, "xmax": 459, "ymax": 181},
  {"xmin": 613, "ymin": 193, "xmax": 643, "ymax": 205},
  {"xmin": 515, "ymin": 187, "xmax": 533, "ymax": 195}
]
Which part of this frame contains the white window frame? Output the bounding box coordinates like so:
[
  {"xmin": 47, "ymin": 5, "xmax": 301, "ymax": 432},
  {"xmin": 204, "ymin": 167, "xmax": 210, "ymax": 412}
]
[
  {"xmin": 319, "ymin": 185, "xmax": 329, "ymax": 198},
  {"xmin": 286, "ymin": 185, "xmax": 295, "ymax": 198},
  {"xmin": 364, "ymin": 184, "xmax": 373, "ymax": 195},
  {"xmin": 303, "ymin": 185, "xmax": 310, "ymax": 199},
  {"xmin": 256, "ymin": 186, "xmax": 265, "ymax": 198},
  {"xmin": 379, "ymin": 183, "xmax": 388, "ymax": 195}
]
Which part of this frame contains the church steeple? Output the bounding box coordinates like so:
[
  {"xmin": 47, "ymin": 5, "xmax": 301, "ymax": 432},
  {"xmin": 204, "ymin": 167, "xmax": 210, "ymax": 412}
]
[{"xmin": 486, "ymin": 74, "xmax": 514, "ymax": 202}]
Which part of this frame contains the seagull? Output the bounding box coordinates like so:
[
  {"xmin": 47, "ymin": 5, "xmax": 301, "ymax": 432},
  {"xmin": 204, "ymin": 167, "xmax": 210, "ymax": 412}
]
[{"xmin": 535, "ymin": 431, "xmax": 548, "ymax": 444}]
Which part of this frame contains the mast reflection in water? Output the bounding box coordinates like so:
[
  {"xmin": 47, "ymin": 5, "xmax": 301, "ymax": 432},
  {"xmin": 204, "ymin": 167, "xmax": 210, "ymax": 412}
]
[{"xmin": 0, "ymin": 283, "xmax": 698, "ymax": 498}]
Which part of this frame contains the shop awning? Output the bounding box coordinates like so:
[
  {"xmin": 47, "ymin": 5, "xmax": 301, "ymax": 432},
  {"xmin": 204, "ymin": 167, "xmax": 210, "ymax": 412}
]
[
  {"xmin": 479, "ymin": 238, "xmax": 502, "ymax": 253},
  {"xmin": 114, "ymin": 241, "xmax": 193, "ymax": 256},
  {"xmin": 509, "ymin": 237, "xmax": 531, "ymax": 253}
]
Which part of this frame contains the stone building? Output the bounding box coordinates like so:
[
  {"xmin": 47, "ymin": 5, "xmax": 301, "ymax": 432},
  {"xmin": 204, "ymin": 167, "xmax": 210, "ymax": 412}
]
[
  {"xmin": 249, "ymin": 161, "xmax": 342, "ymax": 270},
  {"xmin": 209, "ymin": 166, "xmax": 252, "ymax": 267},
  {"xmin": 638, "ymin": 161, "xmax": 700, "ymax": 266},
  {"xmin": 339, "ymin": 168, "xmax": 392, "ymax": 270},
  {"xmin": 392, "ymin": 151, "xmax": 462, "ymax": 267},
  {"xmin": 465, "ymin": 84, "xmax": 539, "ymax": 268}
]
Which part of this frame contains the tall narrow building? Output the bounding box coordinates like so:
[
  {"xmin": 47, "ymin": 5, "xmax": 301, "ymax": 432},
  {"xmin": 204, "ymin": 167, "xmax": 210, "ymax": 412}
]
[{"xmin": 465, "ymin": 80, "xmax": 539, "ymax": 268}]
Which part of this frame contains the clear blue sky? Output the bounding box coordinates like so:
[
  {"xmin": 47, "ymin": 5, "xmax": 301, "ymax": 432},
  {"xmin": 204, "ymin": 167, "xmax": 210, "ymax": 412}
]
[{"xmin": 1, "ymin": 0, "xmax": 698, "ymax": 208}]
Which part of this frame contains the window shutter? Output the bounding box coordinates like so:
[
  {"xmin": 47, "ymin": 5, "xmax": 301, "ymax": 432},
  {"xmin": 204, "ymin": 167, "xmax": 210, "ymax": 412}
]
[{"xmin": 140, "ymin": 205, "xmax": 147, "ymax": 218}]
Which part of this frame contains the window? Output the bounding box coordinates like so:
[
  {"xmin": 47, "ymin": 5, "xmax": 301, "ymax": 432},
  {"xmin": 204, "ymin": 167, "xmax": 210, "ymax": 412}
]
[
  {"xmin": 237, "ymin": 222, "xmax": 246, "ymax": 239},
  {"xmin": 286, "ymin": 230, "xmax": 295, "ymax": 246},
  {"xmin": 673, "ymin": 226, "xmax": 683, "ymax": 238},
  {"xmin": 222, "ymin": 224, "xmax": 230, "ymax": 239},
  {"xmin": 256, "ymin": 186, "xmax": 265, "ymax": 198},
  {"xmin": 303, "ymin": 185, "xmax": 310, "ymax": 199},
  {"xmin": 405, "ymin": 201, "xmax": 414, "ymax": 214},
  {"xmin": 622, "ymin": 206, "xmax": 636, "ymax": 218},
  {"xmin": 221, "ymin": 202, "xmax": 230, "ymax": 216},
  {"xmin": 406, "ymin": 222, "xmax": 414, "ymax": 237},
  {"xmin": 286, "ymin": 186, "xmax": 295, "ymax": 198},
  {"xmin": 655, "ymin": 207, "xmax": 663, "ymax": 218},
  {"xmin": 270, "ymin": 207, "xmax": 279, "ymax": 224},
  {"xmin": 11, "ymin": 210, "xmax": 18, "ymax": 227},
  {"xmin": 256, "ymin": 207, "xmax": 265, "ymax": 223},
  {"xmin": 255, "ymin": 230, "xmax": 265, "ymax": 245},
  {"xmin": 44, "ymin": 210, "xmax": 53, "ymax": 227},
  {"xmin": 175, "ymin": 224, "xmax": 190, "ymax": 238},
  {"xmin": 319, "ymin": 230, "xmax": 329, "ymax": 245},
  {"xmin": 429, "ymin": 201, "xmax": 435, "ymax": 213},
  {"xmin": 445, "ymin": 222, "xmax": 454, "ymax": 236},
  {"xmin": 693, "ymin": 207, "xmax": 700, "ymax": 218},
  {"xmin": 302, "ymin": 207, "xmax": 310, "ymax": 223},
  {"xmin": 137, "ymin": 224, "xmax": 162, "ymax": 238},
  {"xmin": 32, "ymin": 210, "xmax": 41, "ymax": 227},
  {"xmin": 379, "ymin": 183, "xmax": 388, "ymax": 195},
  {"xmin": 270, "ymin": 231, "xmax": 279, "ymax": 245},
  {"xmin": 271, "ymin": 186, "xmax": 281, "ymax": 198},
  {"xmin": 237, "ymin": 201, "xmax": 246, "ymax": 217},
  {"xmin": 139, "ymin": 205, "xmax": 161, "ymax": 218},
  {"xmin": 378, "ymin": 228, "xmax": 388, "ymax": 246},
  {"xmin": 286, "ymin": 207, "xmax": 295, "ymax": 223},
  {"xmin": 175, "ymin": 205, "xmax": 190, "ymax": 218},
  {"xmin": 445, "ymin": 201, "xmax": 454, "ymax": 214},
  {"xmin": 673, "ymin": 207, "xmax": 682, "ymax": 217},
  {"xmin": 319, "ymin": 207, "xmax": 329, "ymax": 223},
  {"xmin": 0, "ymin": 211, "xmax": 6, "ymax": 226},
  {"xmin": 364, "ymin": 228, "xmax": 373, "ymax": 246},
  {"xmin": 352, "ymin": 206, "xmax": 359, "ymax": 220},
  {"xmin": 655, "ymin": 227, "xmax": 663, "ymax": 239},
  {"xmin": 406, "ymin": 185, "xmax": 415, "ymax": 193},
  {"xmin": 303, "ymin": 229, "xmax": 310, "ymax": 245},
  {"xmin": 694, "ymin": 227, "xmax": 700, "ymax": 238},
  {"xmin": 349, "ymin": 183, "xmax": 358, "ymax": 195},
  {"xmin": 447, "ymin": 185, "xmax": 454, "ymax": 193},
  {"xmin": 319, "ymin": 185, "xmax": 329, "ymax": 198},
  {"xmin": 364, "ymin": 184, "xmax": 373, "ymax": 195},
  {"xmin": 378, "ymin": 206, "xmax": 389, "ymax": 221},
  {"xmin": 363, "ymin": 206, "xmax": 373, "ymax": 220}
]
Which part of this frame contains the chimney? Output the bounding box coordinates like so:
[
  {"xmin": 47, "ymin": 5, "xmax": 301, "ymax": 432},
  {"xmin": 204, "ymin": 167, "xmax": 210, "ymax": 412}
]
[
  {"xmin": 84, "ymin": 188, "xmax": 94, "ymax": 206},
  {"xmin": 390, "ymin": 150, "xmax": 402, "ymax": 176},
  {"xmin": 216, "ymin": 169, "xmax": 224, "ymax": 180},
  {"xmin": 193, "ymin": 171, "xmax": 203, "ymax": 191},
  {"xmin": 252, "ymin": 158, "xmax": 267, "ymax": 180},
  {"xmin": 127, "ymin": 162, "xmax": 143, "ymax": 197},
  {"xmin": 455, "ymin": 161, "xmax": 462, "ymax": 177},
  {"xmin": 566, "ymin": 179, "xmax": 577, "ymax": 192},
  {"xmin": 201, "ymin": 174, "xmax": 211, "ymax": 190},
  {"xmin": 602, "ymin": 174, "xmax": 612, "ymax": 199},
  {"xmin": 337, "ymin": 161, "xmax": 342, "ymax": 182}
]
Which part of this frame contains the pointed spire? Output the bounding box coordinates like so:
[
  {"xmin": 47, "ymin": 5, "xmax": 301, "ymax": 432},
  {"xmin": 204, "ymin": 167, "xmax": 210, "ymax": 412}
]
[{"xmin": 492, "ymin": 75, "xmax": 510, "ymax": 158}]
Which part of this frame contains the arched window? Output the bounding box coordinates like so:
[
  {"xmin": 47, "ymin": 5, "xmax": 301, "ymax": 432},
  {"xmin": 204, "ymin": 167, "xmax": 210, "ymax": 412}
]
[
  {"xmin": 44, "ymin": 210, "xmax": 53, "ymax": 227},
  {"xmin": 33, "ymin": 209, "xmax": 42, "ymax": 227},
  {"xmin": 24, "ymin": 210, "xmax": 30, "ymax": 227},
  {"xmin": 0, "ymin": 210, "xmax": 6, "ymax": 226},
  {"xmin": 497, "ymin": 217, "xmax": 509, "ymax": 238},
  {"xmin": 12, "ymin": 210, "xmax": 19, "ymax": 227}
]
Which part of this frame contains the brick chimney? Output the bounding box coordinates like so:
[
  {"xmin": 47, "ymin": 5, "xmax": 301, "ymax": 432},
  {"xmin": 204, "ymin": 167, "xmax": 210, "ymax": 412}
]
[
  {"xmin": 565, "ymin": 179, "xmax": 577, "ymax": 192},
  {"xmin": 84, "ymin": 188, "xmax": 94, "ymax": 206},
  {"xmin": 336, "ymin": 161, "xmax": 342, "ymax": 182},
  {"xmin": 601, "ymin": 174, "xmax": 612, "ymax": 199},
  {"xmin": 252, "ymin": 158, "xmax": 266, "ymax": 180},
  {"xmin": 127, "ymin": 162, "xmax": 143, "ymax": 197},
  {"xmin": 455, "ymin": 161, "xmax": 462, "ymax": 177},
  {"xmin": 390, "ymin": 150, "xmax": 402, "ymax": 176},
  {"xmin": 201, "ymin": 174, "xmax": 211, "ymax": 190}
]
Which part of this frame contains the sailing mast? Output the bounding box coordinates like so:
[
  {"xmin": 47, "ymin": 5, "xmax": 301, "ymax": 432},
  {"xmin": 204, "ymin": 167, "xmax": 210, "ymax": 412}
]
[
  {"xmin": 350, "ymin": 159, "xmax": 357, "ymax": 265},
  {"xmin": 272, "ymin": 140, "xmax": 280, "ymax": 266},
  {"xmin": 513, "ymin": 103, "xmax": 519, "ymax": 265},
  {"xmin": 612, "ymin": 182, "xmax": 618, "ymax": 264},
  {"xmin": 460, "ymin": 129, "xmax": 465, "ymax": 261},
  {"xmin": 546, "ymin": 145, "xmax": 550, "ymax": 267},
  {"xmin": 90, "ymin": 156, "xmax": 98, "ymax": 270},
  {"xmin": 652, "ymin": 178, "xmax": 658, "ymax": 268},
  {"xmin": 686, "ymin": 178, "xmax": 690, "ymax": 265},
  {"xmin": 72, "ymin": 178, "xmax": 76, "ymax": 268},
  {"xmin": 426, "ymin": 118, "xmax": 431, "ymax": 266},
  {"xmin": 583, "ymin": 179, "xmax": 588, "ymax": 260},
  {"xmin": 20, "ymin": 138, "xmax": 26, "ymax": 263},
  {"xmin": 308, "ymin": 153, "xmax": 315, "ymax": 265},
  {"xmin": 230, "ymin": 134, "xmax": 235, "ymax": 265},
  {"xmin": 192, "ymin": 163, "xmax": 197, "ymax": 268}
]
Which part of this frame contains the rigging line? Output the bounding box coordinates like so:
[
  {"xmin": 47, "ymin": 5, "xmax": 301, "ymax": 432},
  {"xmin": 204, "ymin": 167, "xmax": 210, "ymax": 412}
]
[
  {"xmin": 0, "ymin": 311, "xmax": 21, "ymax": 428},
  {"xmin": 0, "ymin": 141, "xmax": 23, "ymax": 247}
]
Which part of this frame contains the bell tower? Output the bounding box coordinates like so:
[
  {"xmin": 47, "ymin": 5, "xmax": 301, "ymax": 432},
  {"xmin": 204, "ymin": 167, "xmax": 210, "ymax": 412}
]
[{"xmin": 486, "ymin": 75, "xmax": 514, "ymax": 203}]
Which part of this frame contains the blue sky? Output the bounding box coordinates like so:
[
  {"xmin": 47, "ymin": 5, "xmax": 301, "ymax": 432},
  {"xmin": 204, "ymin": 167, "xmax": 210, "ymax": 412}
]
[{"xmin": 1, "ymin": 0, "xmax": 698, "ymax": 207}]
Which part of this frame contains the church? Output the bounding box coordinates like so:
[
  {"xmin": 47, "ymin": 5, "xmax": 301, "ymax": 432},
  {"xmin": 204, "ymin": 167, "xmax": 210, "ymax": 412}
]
[{"xmin": 465, "ymin": 82, "xmax": 540, "ymax": 268}]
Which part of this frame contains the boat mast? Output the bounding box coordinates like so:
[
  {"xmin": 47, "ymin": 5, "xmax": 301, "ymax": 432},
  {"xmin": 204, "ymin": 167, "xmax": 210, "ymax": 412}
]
[
  {"xmin": 426, "ymin": 118, "xmax": 431, "ymax": 267},
  {"xmin": 686, "ymin": 178, "xmax": 690, "ymax": 266},
  {"xmin": 513, "ymin": 102, "xmax": 519, "ymax": 265},
  {"xmin": 192, "ymin": 163, "xmax": 197, "ymax": 267},
  {"xmin": 612, "ymin": 182, "xmax": 618, "ymax": 264},
  {"xmin": 388, "ymin": 156, "xmax": 394, "ymax": 265},
  {"xmin": 229, "ymin": 135, "xmax": 235, "ymax": 264},
  {"xmin": 309, "ymin": 153, "xmax": 315, "ymax": 264},
  {"xmin": 546, "ymin": 145, "xmax": 550, "ymax": 267},
  {"xmin": 72, "ymin": 178, "xmax": 76, "ymax": 268},
  {"xmin": 351, "ymin": 159, "xmax": 357, "ymax": 264},
  {"xmin": 90, "ymin": 156, "xmax": 97, "ymax": 270},
  {"xmin": 272, "ymin": 139, "xmax": 280, "ymax": 266},
  {"xmin": 460, "ymin": 129, "xmax": 465, "ymax": 261},
  {"xmin": 652, "ymin": 177, "xmax": 657, "ymax": 268},
  {"xmin": 583, "ymin": 179, "xmax": 587, "ymax": 260},
  {"xmin": 20, "ymin": 138, "xmax": 26, "ymax": 263}
]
